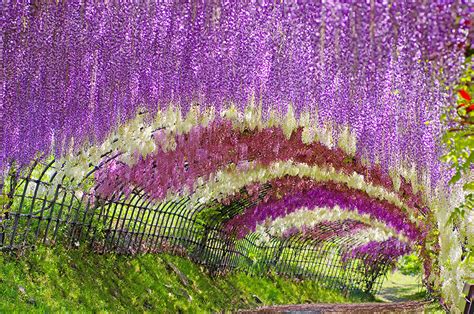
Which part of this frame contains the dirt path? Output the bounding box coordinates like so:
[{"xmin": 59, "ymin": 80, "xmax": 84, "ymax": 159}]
[{"xmin": 242, "ymin": 301, "xmax": 431, "ymax": 313}]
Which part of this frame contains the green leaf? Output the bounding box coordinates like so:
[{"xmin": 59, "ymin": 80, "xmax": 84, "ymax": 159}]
[
  {"xmin": 0, "ymin": 194, "xmax": 10, "ymax": 207},
  {"xmin": 463, "ymin": 181, "xmax": 474, "ymax": 192},
  {"xmin": 449, "ymin": 171, "xmax": 462, "ymax": 184}
]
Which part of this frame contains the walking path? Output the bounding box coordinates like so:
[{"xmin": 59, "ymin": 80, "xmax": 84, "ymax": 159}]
[
  {"xmin": 243, "ymin": 272, "xmax": 434, "ymax": 313},
  {"xmin": 245, "ymin": 301, "xmax": 430, "ymax": 313}
]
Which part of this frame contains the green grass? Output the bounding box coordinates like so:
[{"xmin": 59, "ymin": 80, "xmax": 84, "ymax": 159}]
[
  {"xmin": 376, "ymin": 271, "xmax": 445, "ymax": 313},
  {"xmin": 376, "ymin": 271, "xmax": 424, "ymax": 302},
  {"xmin": 0, "ymin": 246, "xmax": 372, "ymax": 312},
  {"xmin": 376, "ymin": 271, "xmax": 427, "ymax": 302}
]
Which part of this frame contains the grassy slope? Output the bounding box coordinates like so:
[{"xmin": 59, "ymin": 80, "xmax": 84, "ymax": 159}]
[{"xmin": 0, "ymin": 247, "xmax": 372, "ymax": 312}]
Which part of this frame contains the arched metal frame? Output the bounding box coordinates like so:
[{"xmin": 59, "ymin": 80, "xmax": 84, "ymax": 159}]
[{"xmin": 0, "ymin": 157, "xmax": 407, "ymax": 295}]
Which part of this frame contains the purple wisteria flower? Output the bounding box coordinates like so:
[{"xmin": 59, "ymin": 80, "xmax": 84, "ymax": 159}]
[
  {"xmin": 1, "ymin": 2, "xmax": 468, "ymax": 191},
  {"xmin": 342, "ymin": 238, "xmax": 412, "ymax": 267},
  {"xmin": 224, "ymin": 183, "xmax": 422, "ymax": 241}
]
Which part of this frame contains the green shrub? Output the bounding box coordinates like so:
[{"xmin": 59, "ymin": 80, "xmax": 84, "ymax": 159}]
[{"xmin": 397, "ymin": 254, "xmax": 422, "ymax": 276}]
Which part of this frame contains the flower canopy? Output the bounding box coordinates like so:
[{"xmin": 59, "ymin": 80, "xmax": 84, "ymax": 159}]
[
  {"xmin": 2, "ymin": 2, "xmax": 468, "ymax": 181},
  {"xmin": 1, "ymin": 2, "xmax": 472, "ymax": 312}
]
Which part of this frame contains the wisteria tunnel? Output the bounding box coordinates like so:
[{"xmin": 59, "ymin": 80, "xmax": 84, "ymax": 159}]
[
  {"xmin": 1, "ymin": 1, "xmax": 473, "ymax": 312},
  {"xmin": 2, "ymin": 145, "xmax": 410, "ymax": 295}
]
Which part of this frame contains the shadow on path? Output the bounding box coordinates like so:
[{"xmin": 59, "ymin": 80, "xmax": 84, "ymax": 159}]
[{"xmin": 375, "ymin": 271, "xmax": 427, "ymax": 303}]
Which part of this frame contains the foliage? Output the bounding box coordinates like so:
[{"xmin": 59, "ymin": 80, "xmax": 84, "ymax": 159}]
[
  {"xmin": 437, "ymin": 55, "xmax": 474, "ymax": 312},
  {"xmin": 441, "ymin": 56, "xmax": 474, "ymax": 189},
  {"xmin": 397, "ymin": 254, "xmax": 422, "ymax": 276},
  {"xmin": 441, "ymin": 57, "xmax": 474, "ymax": 218}
]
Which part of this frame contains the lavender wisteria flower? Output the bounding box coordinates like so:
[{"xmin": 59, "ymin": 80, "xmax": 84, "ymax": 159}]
[
  {"xmin": 223, "ymin": 184, "xmax": 423, "ymax": 241},
  {"xmin": 1, "ymin": 2, "xmax": 468, "ymax": 189},
  {"xmin": 342, "ymin": 238, "xmax": 412, "ymax": 267}
]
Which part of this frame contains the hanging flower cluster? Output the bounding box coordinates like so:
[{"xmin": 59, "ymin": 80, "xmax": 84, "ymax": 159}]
[
  {"xmin": 2, "ymin": 2, "xmax": 467, "ymax": 190},
  {"xmin": 191, "ymin": 160, "xmax": 424, "ymax": 220},
  {"xmin": 342, "ymin": 238, "xmax": 412, "ymax": 268},
  {"xmin": 88, "ymin": 116, "xmax": 427, "ymax": 256},
  {"xmin": 222, "ymin": 181, "xmax": 423, "ymax": 241},
  {"xmin": 94, "ymin": 118, "xmax": 426, "ymax": 211},
  {"xmin": 255, "ymin": 206, "xmax": 401, "ymax": 243}
]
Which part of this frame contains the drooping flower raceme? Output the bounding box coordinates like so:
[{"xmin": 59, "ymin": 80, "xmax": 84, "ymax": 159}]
[
  {"xmin": 223, "ymin": 183, "xmax": 422, "ymax": 241},
  {"xmin": 256, "ymin": 206, "xmax": 402, "ymax": 243},
  {"xmin": 2, "ymin": 2, "xmax": 467, "ymax": 190},
  {"xmin": 94, "ymin": 119, "xmax": 425, "ymax": 210},
  {"xmin": 342, "ymin": 238, "xmax": 412, "ymax": 268}
]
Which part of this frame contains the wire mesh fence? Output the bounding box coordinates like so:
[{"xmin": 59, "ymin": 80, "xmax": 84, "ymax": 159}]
[{"xmin": 0, "ymin": 158, "xmax": 395, "ymax": 295}]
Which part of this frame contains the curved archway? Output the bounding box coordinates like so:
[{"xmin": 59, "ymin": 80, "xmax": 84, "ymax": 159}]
[
  {"xmin": 0, "ymin": 118, "xmax": 431, "ymax": 298},
  {"xmin": 1, "ymin": 2, "xmax": 470, "ymax": 310}
]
